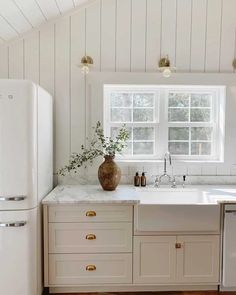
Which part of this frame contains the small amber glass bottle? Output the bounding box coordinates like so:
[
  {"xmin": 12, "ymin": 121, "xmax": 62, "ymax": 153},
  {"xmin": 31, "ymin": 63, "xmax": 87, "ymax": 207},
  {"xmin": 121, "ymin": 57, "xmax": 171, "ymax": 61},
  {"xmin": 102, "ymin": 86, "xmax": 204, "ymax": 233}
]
[
  {"xmin": 141, "ymin": 172, "xmax": 146, "ymax": 187},
  {"xmin": 134, "ymin": 172, "xmax": 140, "ymax": 186}
]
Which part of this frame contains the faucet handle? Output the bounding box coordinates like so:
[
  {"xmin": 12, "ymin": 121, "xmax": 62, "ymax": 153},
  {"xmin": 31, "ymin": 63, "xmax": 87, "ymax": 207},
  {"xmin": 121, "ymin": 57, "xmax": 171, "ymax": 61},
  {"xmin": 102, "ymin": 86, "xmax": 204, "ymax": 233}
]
[
  {"xmin": 152, "ymin": 175, "xmax": 159, "ymax": 187},
  {"xmin": 171, "ymin": 175, "xmax": 177, "ymax": 188}
]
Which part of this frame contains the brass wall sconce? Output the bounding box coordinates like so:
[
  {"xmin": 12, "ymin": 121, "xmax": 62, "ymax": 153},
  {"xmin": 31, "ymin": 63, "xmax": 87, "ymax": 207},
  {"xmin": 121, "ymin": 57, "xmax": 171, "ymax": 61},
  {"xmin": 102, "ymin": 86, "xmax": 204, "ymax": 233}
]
[
  {"xmin": 80, "ymin": 55, "xmax": 93, "ymax": 74},
  {"xmin": 158, "ymin": 55, "xmax": 176, "ymax": 78},
  {"xmin": 233, "ymin": 58, "xmax": 236, "ymax": 70}
]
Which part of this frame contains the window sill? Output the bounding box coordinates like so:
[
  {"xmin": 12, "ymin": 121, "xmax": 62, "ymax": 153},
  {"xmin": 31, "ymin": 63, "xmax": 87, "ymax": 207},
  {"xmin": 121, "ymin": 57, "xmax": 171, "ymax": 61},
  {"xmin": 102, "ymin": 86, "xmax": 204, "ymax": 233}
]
[{"xmin": 116, "ymin": 159, "xmax": 224, "ymax": 164}]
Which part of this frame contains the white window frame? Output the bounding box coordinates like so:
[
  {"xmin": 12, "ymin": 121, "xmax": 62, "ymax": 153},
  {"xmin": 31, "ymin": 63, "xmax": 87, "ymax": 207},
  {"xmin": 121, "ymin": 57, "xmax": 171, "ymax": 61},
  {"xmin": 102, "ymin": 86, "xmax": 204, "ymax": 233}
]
[{"xmin": 103, "ymin": 84, "xmax": 225, "ymax": 162}]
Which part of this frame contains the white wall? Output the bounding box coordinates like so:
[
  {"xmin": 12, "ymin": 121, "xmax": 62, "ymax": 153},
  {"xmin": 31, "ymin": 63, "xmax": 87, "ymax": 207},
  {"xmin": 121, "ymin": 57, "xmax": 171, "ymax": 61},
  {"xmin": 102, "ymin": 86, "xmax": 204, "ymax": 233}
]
[{"xmin": 0, "ymin": 0, "xmax": 236, "ymax": 182}]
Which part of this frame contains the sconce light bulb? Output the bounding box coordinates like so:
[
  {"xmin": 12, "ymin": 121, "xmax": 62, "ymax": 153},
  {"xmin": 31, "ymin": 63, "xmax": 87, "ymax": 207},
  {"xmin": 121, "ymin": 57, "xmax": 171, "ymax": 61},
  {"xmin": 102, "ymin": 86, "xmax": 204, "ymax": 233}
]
[
  {"xmin": 81, "ymin": 65, "xmax": 90, "ymax": 75},
  {"xmin": 162, "ymin": 68, "xmax": 171, "ymax": 78}
]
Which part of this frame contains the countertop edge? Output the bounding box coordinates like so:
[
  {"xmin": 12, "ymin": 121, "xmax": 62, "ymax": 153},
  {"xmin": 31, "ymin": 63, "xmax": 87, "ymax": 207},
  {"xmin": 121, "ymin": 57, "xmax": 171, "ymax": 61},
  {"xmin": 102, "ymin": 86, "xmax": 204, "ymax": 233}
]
[{"xmin": 42, "ymin": 200, "xmax": 140, "ymax": 205}]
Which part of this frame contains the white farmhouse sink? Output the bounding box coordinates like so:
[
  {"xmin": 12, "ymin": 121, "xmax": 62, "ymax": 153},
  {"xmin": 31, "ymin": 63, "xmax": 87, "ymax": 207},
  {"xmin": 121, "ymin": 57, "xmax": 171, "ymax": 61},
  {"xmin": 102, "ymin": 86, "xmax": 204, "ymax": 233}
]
[
  {"xmin": 136, "ymin": 188, "xmax": 214, "ymax": 205},
  {"xmin": 134, "ymin": 187, "xmax": 220, "ymax": 233}
]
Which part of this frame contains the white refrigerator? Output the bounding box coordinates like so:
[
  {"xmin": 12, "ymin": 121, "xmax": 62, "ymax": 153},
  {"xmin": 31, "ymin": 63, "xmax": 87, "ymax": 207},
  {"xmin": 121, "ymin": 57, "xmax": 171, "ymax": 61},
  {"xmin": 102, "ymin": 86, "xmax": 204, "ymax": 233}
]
[{"xmin": 0, "ymin": 80, "xmax": 53, "ymax": 295}]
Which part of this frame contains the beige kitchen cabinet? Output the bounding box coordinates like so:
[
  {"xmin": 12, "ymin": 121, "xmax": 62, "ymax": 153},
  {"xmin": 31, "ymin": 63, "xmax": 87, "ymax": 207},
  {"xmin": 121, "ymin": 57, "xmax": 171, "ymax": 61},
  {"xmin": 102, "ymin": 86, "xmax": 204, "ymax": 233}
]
[
  {"xmin": 133, "ymin": 236, "xmax": 176, "ymax": 284},
  {"xmin": 44, "ymin": 204, "xmax": 133, "ymax": 288},
  {"xmin": 44, "ymin": 202, "xmax": 221, "ymax": 293},
  {"xmin": 133, "ymin": 235, "xmax": 220, "ymax": 284},
  {"xmin": 176, "ymin": 235, "xmax": 220, "ymax": 283}
]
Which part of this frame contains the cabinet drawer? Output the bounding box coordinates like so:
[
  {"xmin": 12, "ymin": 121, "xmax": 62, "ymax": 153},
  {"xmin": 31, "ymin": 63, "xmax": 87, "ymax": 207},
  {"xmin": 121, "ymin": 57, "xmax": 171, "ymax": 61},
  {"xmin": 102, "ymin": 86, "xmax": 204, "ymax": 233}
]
[
  {"xmin": 48, "ymin": 205, "xmax": 132, "ymax": 223},
  {"xmin": 49, "ymin": 222, "xmax": 132, "ymax": 253},
  {"xmin": 49, "ymin": 253, "xmax": 132, "ymax": 285}
]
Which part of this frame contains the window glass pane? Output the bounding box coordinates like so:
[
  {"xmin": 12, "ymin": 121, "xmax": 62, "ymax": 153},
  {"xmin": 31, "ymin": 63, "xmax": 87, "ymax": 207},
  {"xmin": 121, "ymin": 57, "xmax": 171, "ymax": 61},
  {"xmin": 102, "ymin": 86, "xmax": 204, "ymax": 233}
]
[
  {"xmin": 169, "ymin": 142, "xmax": 189, "ymax": 155},
  {"xmin": 133, "ymin": 108, "xmax": 154, "ymax": 122},
  {"xmin": 133, "ymin": 142, "xmax": 154, "ymax": 155},
  {"xmin": 168, "ymin": 108, "xmax": 189, "ymax": 122},
  {"xmin": 191, "ymin": 127, "xmax": 212, "ymax": 141},
  {"xmin": 110, "ymin": 93, "xmax": 132, "ymax": 107},
  {"xmin": 121, "ymin": 142, "xmax": 132, "ymax": 155},
  {"xmin": 133, "ymin": 93, "xmax": 154, "ymax": 107},
  {"xmin": 168, "ymin": 93, "xmax": 189, "ymax": 107},
  {"xmin": 111, "ymin": 108, "xmax": 131, "ymax": 122},
  {"xmin": 111, "ymin": 127, "xmax": 132, "ymax": 139},
  {"xmin": 190, "ymin": 109, "xmax": 211, "ymax": 122},
  {"xmin": 191, "ymin": 94, "xmax": 211, "ymax": 107},
  {"xmin": 169, "ymin": 127, "xmax": 189, "ymax": 141},
  {"xmin": 191, "ymin": 142, "xmax": 211, "ymax": 155},
  {"xmin": 133, "ymin": 127, "xmax": 154, "ymax": 140}
]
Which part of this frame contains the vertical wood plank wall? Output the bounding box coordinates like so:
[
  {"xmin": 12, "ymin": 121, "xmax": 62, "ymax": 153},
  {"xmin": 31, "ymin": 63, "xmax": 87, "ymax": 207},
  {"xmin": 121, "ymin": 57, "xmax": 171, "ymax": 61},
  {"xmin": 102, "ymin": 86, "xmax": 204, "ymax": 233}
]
[{"xmin": 0, "ymin": 0, "xmax": 236, "ymax": 174}]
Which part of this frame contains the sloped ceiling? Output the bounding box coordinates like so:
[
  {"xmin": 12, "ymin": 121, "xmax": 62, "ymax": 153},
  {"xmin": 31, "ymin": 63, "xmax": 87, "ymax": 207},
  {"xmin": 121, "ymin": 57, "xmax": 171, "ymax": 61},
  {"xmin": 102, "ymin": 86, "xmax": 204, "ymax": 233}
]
[{"xmin": 0, "ymin": 0, "xmax": 90, "ymax": 42}]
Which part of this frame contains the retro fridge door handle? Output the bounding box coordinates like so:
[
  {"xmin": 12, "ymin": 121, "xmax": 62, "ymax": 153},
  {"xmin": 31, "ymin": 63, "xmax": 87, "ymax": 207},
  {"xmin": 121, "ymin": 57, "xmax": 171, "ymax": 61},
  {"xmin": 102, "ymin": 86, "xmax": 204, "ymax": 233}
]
[
  {"xmin": 0, "ymin": 221, "xmax": 27, "ymax": 227},
  {"xmin": 0, "ymin": 196, "xmax": 26, "ymax": 201}
]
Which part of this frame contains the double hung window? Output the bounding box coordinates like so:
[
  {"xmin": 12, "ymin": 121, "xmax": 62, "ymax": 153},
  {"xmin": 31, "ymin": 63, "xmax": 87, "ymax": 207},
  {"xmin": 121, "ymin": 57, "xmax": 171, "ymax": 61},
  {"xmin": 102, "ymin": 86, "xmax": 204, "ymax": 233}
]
[{"xmin": 104, "ymin": 85, "xmax": 225, "ymax": 161}]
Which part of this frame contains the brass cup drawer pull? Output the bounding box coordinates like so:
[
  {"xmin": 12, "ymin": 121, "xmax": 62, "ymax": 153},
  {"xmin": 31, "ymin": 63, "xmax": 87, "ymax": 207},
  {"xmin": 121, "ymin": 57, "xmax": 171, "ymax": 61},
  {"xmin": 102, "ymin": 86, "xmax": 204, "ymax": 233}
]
[
  {"xmin": 175, "ymin": 243, "xmax": 182, "ymax": 249},
  {"xmin": 86, "ymin": 265, "xmax": 96, "ymax": 271},
  {"xmin": 86, "ymin": 234, "xmax": 96, "ymax": 240},
  {"xmin": 85, "ymin": 211, "xmax": 96, "ymax": 217}
]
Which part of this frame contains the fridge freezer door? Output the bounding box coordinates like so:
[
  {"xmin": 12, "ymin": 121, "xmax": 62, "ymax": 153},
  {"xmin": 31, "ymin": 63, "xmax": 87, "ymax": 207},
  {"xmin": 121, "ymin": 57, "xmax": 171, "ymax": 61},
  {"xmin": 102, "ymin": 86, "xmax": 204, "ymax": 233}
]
[
  {"xmin": 0, "ymin": 80, "xmax": 38, "ymax": 210},
  {"xmin": 0, "ymin": 207, "xmax": 39, "ymax": 295}
]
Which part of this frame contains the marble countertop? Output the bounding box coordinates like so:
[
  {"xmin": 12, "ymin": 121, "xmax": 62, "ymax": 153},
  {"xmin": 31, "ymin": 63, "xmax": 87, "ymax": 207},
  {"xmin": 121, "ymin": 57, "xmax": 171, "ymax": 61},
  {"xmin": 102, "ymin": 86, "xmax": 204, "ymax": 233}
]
[
  {"xmin": 42, "ymin": 185, "xmax": 139, "ymax": 204},
  {"xmin": 42, "ymin": 184, "xmax": 236, "ymax": 205}
]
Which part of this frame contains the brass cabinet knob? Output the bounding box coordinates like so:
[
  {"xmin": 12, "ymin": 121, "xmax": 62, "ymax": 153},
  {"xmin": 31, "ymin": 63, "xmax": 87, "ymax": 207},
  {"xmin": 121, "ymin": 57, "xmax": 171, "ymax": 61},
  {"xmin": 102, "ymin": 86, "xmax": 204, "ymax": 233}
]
[
  {"xmin": 85, "ymin": 211, "xmax": 96, "ymax": 217},
  {"xmin": 175, "ymin": 243, "xmax": 182, "ymax": 249},
  {"xmin": 86, "ymin": 234, "xmax": 96, "ymax": 240},
  {"xmin": 86, "ymin": 265, "xmax": 96, "ymax": 271}
]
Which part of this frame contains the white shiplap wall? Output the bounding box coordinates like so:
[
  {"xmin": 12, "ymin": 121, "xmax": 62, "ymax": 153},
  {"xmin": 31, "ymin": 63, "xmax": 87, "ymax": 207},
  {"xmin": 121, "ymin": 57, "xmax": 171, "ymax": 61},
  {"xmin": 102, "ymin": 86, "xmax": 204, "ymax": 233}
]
[{"xmin": 0, "ymin": 0, "xmax": 236, "ymax": 178}]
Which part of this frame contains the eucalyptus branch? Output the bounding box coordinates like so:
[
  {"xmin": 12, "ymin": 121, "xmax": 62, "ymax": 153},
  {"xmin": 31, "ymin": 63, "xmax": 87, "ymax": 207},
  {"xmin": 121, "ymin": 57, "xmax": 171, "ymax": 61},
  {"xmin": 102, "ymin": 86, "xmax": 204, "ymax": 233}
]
[{"xmin": 58, "ymin": 121, "xmax": 129, "ymax": 176}]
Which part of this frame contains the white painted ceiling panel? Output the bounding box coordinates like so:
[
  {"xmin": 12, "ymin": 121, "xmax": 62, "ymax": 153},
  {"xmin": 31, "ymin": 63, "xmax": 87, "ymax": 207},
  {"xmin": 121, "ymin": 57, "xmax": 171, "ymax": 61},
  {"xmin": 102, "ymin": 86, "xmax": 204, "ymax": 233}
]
[
  {"xmin": 35, "ymin": 0, "xmax": 61, "ymax": 19},
  {"xmin": 13, "ymin": 0, "xmax": 46, "ymax": 26},
  {"xmin": 74, "ymin": 0, "xmax": 90, "ymax": 6},
  {"xmin": 55, "ymin": 0, "xmax": 75, "ymax": 13},
  {"xmin": 0, "ymin": 15, "xmax": 18, "ymax": 40},
  {"xmin": 0, "ymin": 0, "xmax": 91, "ymax": 41},
  {"xmin": 0, "ymin": 1, "xmax": 32, "ymax": 34}
]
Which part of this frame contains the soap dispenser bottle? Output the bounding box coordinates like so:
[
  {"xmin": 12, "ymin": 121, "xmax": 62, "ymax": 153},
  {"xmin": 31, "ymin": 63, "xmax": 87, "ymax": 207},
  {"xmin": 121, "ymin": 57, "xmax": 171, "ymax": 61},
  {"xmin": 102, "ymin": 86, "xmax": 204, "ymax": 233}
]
[
  {"xmin": 141, "ymin": 172, "xmax": 146, "ymax": 187},
  {"xmin": 134, "ymin": 172, "xmax": 140, "ymax": 187}
]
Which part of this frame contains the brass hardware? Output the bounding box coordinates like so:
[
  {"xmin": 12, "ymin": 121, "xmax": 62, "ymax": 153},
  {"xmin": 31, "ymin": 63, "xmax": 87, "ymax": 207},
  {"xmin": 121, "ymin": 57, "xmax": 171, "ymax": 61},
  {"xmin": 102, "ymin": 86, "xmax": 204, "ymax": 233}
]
[
  {"xmin": 159, "ymin": 55, "xmax": 170, "ymax": 68},
  {"xmin": 86, "ymin": 211, "xmax": 96, "ymax": 217},
  {"xmin": 86, "ymin": 234, "xmax": 96, "ymax": 240},
  {"xmin": 175, "ymin": 243, "xmax": 182, "ymax": 249},
  {"xmin": 233, "ymin": 58, "xmax": 236, "ymax": 70},
  {"xmin": 86, "ymin": 265, "xmax": 96, "ymax": 271},
  {"xmin": 81, "ymin": 55, "xmax": 93, "ymax": 65}
]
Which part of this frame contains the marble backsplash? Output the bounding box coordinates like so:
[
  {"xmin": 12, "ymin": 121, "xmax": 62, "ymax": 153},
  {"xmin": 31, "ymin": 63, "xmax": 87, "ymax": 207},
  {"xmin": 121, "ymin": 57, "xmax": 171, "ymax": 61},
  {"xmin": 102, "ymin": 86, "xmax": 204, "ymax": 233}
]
[{"xmin": 57, "ymin": 161, "xmax": 236, "ymax": 187}]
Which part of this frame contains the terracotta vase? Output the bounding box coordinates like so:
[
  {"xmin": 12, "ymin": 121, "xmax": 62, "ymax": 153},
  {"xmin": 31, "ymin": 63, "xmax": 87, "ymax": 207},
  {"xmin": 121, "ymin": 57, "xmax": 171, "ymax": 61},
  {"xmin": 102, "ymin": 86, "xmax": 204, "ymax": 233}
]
[{"xmin": 98, "ymin": 155, "xmax": 121, "ymax": 191}]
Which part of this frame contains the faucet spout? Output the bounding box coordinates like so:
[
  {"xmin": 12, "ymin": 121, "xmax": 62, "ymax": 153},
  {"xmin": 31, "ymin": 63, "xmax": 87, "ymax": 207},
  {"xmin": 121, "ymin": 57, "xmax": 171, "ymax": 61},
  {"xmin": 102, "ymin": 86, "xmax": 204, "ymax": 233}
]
[
  {"xmin": 154, "ymin": 151, "xmax": 175, "ymax": 188},
  {"xmin": 164, "ymin": 152, "xmax": 171, "ymax": 174}
]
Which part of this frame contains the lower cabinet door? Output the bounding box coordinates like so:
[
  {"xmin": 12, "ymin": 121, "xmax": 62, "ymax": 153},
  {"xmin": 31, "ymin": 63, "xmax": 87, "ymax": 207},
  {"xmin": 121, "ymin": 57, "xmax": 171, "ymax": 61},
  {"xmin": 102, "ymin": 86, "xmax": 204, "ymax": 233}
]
[
  {"xmin": 49, "ymin": 253, "xmax": 132, "ymax": 285},
  {"xmin": 133, "ymin": 236, "xmax": 176, "ymax": 284},
  {"xmin": 176, "ymin": 235, "xmax": 220, "ymax": 283}
]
